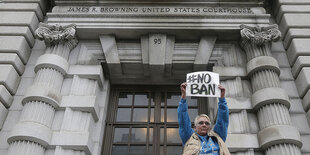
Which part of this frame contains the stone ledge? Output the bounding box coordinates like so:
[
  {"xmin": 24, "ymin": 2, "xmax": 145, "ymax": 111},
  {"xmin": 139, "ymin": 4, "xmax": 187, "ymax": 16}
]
[
  {"xmin": 48, "ymin": 15, "xmax": 270, "ymax": 28},
  {"xmin": 0, "ymin": 11, "xmax": 39, "ymax": 36},
  {"xmin": 7, "ymin": 121, "xmax": 52, "ymax": 147},
  {"xmin": 226, "ymin": 134, "xmax": 259, "ymax": 152},
  {"xmin": 0, "ymin": 36, "xmax": 31, "ymax": 64},
  {"xmin": 0, "ymin": 3, "xmax": 43, "ymax": 21},
  {"xmin": 258, "ymin": 125, "xmax": 302, "ymax": 150},
  {"xmin": 277, "ymin": 5, "xmax": 310, "ymax": 25},
  {"xmin": 246, "ymin": 56, "xmax": 280, "ymax": 77},
  {"xmin": 275, "ymin": 0, "xmax": 310, "ymax": 12},
  {"xmin": 283, "ymin": 28, "xmax": 310, "ymax": 49},
  {"xmin": 0, "ymin": 53, "xmax": 25, "ymax": 75},
  {"xmin": 279, "ymin": 14, "xmax": 310, "ymax": 41},
  {"xmin": 0, "ymin": 26, "xmax": 35, "ymax": 47},
  {"xmin": 295, "ymin": 67, "xmax": 310, "ymax": 98},
  {"xmin": 0, "ymin": 65, "xmax": 21, "ymax": 95},
  {"xmin": 251, "ymin": 87, "xmax": 290, "ymax": 110},
  {"xmin": 67, "ymin": 65, "xmax": 104, "ymax": 89},
  {"xmin": 292, "ymin": 56, "xmax": 310, "ymax": 78},
  {"xmin": 50, "ymin": 131, "xmax": 93, "ymax": 155},
  {"xmin": 60, "ymin": 96, "xmax": 99, "ymax": 121},
  {"xmin": 276, "ymin": 0, "xmax": 310, "ymax": 4},
  {"xmin": 35, "ymin": 54, "xmax": 69, "ymax": 75},
  {"xmin": 0, "ymin": 85, "xmax": 13, "ymax": 108},
  {"xmin": 47, "ymin": 13, "xmax": 270, "ymax": 40},
  {"xmin": 53, "ymin": 1, "xmax": 267, "ymax": 6},
  {"xmin": 2, "ymin": 0, "xmax": 48, "ymax": 17},
  {"xmin": 287, "ymin": 39, "xmax": 310, "ymax": 66},
  {"xmin": 0, "ymin": 103, "xmax": 8, "ymax": 130}
]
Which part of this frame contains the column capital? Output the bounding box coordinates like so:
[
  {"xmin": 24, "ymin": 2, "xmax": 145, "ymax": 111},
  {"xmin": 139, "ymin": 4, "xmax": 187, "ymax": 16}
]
[
  {"xmin": 240, "ymin": 24, "xmax": 281, "ymax": 46},
  {"xmin": 35, "ymin": 23, "xmax": 78, "ymax": 49}
]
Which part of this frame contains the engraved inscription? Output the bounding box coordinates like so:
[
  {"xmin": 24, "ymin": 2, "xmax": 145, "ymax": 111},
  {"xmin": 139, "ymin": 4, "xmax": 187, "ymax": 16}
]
[{"xmin": 64, "ymin": 6, "xmax": 254, "ymax": 15}]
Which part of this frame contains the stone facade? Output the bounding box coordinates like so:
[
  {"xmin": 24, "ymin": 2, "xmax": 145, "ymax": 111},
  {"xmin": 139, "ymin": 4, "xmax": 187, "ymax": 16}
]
[{"xmin": 0, "ymin": 0, "xmax": 310, "ymax": 155}]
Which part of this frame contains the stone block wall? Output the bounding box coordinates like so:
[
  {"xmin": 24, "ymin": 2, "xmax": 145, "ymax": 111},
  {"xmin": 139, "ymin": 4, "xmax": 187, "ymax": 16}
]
[
  {"xmin": 0, "ymin": 1, "xmax": 110, "ymax": 154},
  {"xmin": 0, "ymin": 1, "xmax": 45, "ymax": 154},
  {"xmin": 274, "ymin": 0, "xmax": 310, "ymax": 154},
  {"xmin": 0, "ymin": 38, "xmax": 110, "ymax": 155}
]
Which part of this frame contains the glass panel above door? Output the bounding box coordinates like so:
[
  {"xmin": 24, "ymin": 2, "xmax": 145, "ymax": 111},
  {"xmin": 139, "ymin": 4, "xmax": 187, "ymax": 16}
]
[
  {"xmin": 134, "ymin": 93, "xmax": 149, "ymax": 106},
  {"xmin": 118, "ymin": 92, "xmax": 133, "ymax": 106}
]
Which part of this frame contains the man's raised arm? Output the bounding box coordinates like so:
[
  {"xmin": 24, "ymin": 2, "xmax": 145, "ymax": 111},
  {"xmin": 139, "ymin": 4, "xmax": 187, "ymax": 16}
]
[
  {"xmin": 213, "ymin": 85, "xmax": 229, "ymax": 142},
  {"xmin": 178, "ymin": 82, "xmax": 194, "ymax": 144}
]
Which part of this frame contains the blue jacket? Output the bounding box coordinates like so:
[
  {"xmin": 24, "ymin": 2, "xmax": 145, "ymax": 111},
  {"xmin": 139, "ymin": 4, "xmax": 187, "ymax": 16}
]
[{"xmin": 178, "ymin": 98, "xmax": 229, "ymax": 154}]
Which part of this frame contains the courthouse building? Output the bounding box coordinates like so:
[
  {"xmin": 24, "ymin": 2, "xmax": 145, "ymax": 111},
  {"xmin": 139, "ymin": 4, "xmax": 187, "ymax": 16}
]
[{"xmin": 1, "ymin": 0, "xmax": 310, "ymax": 155}]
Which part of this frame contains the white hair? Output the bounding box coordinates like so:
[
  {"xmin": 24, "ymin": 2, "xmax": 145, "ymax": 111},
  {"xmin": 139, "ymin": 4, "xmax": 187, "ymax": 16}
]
[{"xmin": 194, "ymin": 114, "xmax": 211, "ymax": 126}]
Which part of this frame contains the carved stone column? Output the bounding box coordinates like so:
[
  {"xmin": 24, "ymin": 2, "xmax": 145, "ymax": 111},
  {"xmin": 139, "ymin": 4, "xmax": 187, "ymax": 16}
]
[
  {"xmin": 240, "ymin": 25, "xmax": 302, "ymax": 155},
  {"xmin": 7, "ymin": 23, "xmax": 78, "ymax": 155}
]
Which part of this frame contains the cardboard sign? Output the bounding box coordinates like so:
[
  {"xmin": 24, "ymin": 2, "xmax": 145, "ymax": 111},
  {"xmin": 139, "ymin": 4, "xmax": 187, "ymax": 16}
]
[{"xmin": 186, "ymin": 71, "xmax": 220, "ymax": 97}]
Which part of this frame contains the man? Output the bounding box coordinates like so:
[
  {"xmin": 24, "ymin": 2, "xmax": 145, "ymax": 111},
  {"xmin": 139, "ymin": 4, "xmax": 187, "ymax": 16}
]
[{"xmin": 178, "ymin": 82, "xmax": 230, "ymax": 155}]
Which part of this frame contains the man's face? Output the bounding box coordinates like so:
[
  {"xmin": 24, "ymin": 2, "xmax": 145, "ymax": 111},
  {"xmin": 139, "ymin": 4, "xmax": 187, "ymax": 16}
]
[{"xmin": 195, "ymin": 117, "xmax": 211, "ymax": 136}]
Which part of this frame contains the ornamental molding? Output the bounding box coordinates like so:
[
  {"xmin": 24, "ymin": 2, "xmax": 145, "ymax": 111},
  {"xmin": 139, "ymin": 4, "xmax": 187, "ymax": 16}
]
[
  {"xmin": 240, "ymin": 24, "xmax": 281, "ymax": 46},
  {"xmin": 35, "ymin": 23, "xmax": 78, "ymax": 49}
]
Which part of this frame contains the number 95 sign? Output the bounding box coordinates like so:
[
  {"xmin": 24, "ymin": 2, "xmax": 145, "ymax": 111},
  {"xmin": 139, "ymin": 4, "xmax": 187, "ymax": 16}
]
[{"xmin": 153, "ymin": 38, "xmax": 161, "ymax": 44}]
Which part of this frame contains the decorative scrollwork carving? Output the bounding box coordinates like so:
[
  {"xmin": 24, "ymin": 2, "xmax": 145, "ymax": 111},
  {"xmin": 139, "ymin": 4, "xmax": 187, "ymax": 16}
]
[
  {"xmin": 35, "ymin": 23, "xmax": 78, "ymax": 48},
  {"xmin": 240, "ymin": 24, "xmax": 281, "ymax": 46}
]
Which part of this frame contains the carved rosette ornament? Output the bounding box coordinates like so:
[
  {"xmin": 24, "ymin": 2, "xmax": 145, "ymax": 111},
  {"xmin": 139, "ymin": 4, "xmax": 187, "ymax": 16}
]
[
  {"xmin": 240, "ymin": 24, "xmax": 281, "ymax": 46},
  {"xmin": 35, "ymin": 23, "xmax": 78, "ymax": 49}
]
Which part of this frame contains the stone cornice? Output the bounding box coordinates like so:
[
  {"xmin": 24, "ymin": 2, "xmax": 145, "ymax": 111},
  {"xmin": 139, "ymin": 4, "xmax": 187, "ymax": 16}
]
[
  {"xmin": 53, "ymin": 1, "xmax": 265, "ymax": 6},
  {"xmin": 47, "ymin": 5, "xmax": 270, "ymax": 40},
  {"xmin": 35, "ymin": 23, "xmax": 78, "ymax": 49}
]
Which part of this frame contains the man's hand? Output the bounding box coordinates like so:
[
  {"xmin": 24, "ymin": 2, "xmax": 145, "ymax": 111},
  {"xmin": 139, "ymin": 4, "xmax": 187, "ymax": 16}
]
[
  {"xmin": 218, "ymin": 85, "xmax": 225, "ymax": 98},
  {"xmin": 180, "ymin": 82, "xmax": 187, "ymax": 99}
]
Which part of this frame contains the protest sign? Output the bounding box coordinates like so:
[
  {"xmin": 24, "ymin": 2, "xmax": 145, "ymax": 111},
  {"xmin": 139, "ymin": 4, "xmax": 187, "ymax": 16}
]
[{"xmin": 186, "ymin": 71, "xmax": 220, "ymax": 97}]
